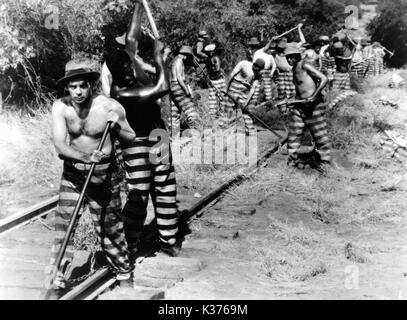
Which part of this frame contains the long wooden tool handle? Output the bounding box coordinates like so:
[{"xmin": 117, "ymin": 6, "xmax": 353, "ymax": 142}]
[
  {"xmin": 47, "ymin": 122, "xmax": 113, "ymax": 290},
  {"xmin": 141, "ymin": 0, "xmax": 159, "ymax": 39}
]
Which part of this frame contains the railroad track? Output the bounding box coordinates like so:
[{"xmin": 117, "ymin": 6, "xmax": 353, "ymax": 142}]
[{"xmin": 0, "ymin": 129, "xmax": 287, "ymax": 300}]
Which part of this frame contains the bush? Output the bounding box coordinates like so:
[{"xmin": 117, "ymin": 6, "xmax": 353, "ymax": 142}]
[{"xmin": 367, "ymin": 0, "xmax": 407, "ymax": 68}]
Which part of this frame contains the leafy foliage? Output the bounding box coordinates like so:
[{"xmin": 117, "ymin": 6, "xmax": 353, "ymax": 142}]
[
  {"xmin": 0, "ymin": 0, "xmax": 368, "ymax": 106},
  {"xmin": 367, "ymin": 0, "xmax": 407, "ymax": 68}
]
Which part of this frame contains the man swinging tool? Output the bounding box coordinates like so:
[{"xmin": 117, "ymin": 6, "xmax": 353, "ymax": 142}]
[
  {"xmin": 278, "ymin": 44, "xmax": 331, "ymax": 171},
  {"xmin": 44, "ymin": 58, "xmax": 136, "ymax": 298},
  {"xmin": 106, "ymin": 0, "xmax": 181, "ymax": 258},
  {"xmin": 220, "ymin": 58, "xmax": 265, "ymax": 135}
]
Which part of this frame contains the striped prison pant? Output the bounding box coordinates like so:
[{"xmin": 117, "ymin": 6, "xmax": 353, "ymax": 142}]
[
  {"xmin": 332, "ymin": 71, "xmax": 351, "ymax": 91},
  {"xmin": 276, "ymin": 70, "xmax": 296, "ymax": 100},
  {"xmin": 208, "ymin": 77, "xmax": 226, "ymax": 117},
  {"xmin": 218, "ymin": 79, "xmax": 259, "ymax": 134},
  {"xmin": 364, "ymin": 58, "xmax": 375, "ymax": 78},
  {"xmin": 121, "ymin": 136, "xmax": 178, "ymax": 248},
  {"xmin": 288, "ymin": 98, "xmax": 331, "ymax": 164},
  {"xmin": 351, "ymin": 61, "xmax": 368, "ymax": 79},
  {"xmin": 170, "ymin": 80, "xmax": 199, "ymax": 133},
  {"xmin": 45, "ymin": 158, "xmax": 132, "ymax": 280},
  {"xmin": 321, "ymin": 56, "xmax": 336, "ymax": 82},
  {"xmin": 260, "ymin": 69, "xmax": 274, "ymax": 101}
]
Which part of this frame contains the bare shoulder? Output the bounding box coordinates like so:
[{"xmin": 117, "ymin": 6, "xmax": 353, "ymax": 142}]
[
  {"xmin": 51, "ymin": 98, "xmax": 68, "ymax": 114},
  {"xmin": 99, "ymin": 95, "xmax": 126, "ymax": 114}
]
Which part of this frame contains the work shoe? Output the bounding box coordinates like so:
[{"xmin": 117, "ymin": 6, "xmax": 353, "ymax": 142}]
[
  {"xmin": 116, "ymin": 270, "xmax": 133, "ymax": 281},
  {"xmin": 159, "ymin": 241, "xmax": 182, "ymax": 257}
]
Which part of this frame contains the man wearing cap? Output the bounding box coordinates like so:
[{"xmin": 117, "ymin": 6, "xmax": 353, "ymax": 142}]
[
  {"xmin": 350, "ymin": 38, "xmax": 367, "ymax": 79},
  {"xmin": 372, "ymin": 42, "xmax": 386, "ymax": 76},
  {"xmin": 45, "ymin": 58, "xmax": 136, "ymax": 293},
  {"xmin": 107, "ymin": 1, "xmax": 181, "ymax": 258},
  {"xmin": 170, "ymin": 45, "xmax": 200, "ymax": 133},
  {"xmin": 282, "ymin": 44, "xmax": 331, "ymax": 170},
  {"xmin": 274, "ymin": 24, "xmax": 306, "ymax": 103},
  {"xmin": 204, "ymin": 43, "xmax": 226, "ymax": 118},
  {"xmin": 251, "ymin": 37, "xmax": 277, "ymax": 102},
  {"xmin": 331, "ymin": 41, "xmax": 353, "ymax": 91},
  {"xmin": 221, "ymin": 58, "xmax": 265, "ymax": 135}
]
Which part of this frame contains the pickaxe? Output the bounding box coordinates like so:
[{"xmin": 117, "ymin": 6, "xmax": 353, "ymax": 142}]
[{"xmin": 272, "ymin": 20, "xmax": 306, "ymax": 41}]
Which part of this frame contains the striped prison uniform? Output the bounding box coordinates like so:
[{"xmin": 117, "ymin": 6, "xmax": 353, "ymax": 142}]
[
  {"xmin": 351, "ymin": 61, "xmax": 367, "ymax": 79},
  {"xmin": 332, "ymin": 71, "xmax": 351, "ymax": 91},
  {"xmin": 260, "ymin": 69, "xmax": 274, "ymax": 101},
  {"xmin": 121, "ymin": 136, "xmax": 178, "ymax": 249},
  {"xmin": 208, "ymin": 76, "xmax": 226, "ymax": 117},
  {"xmin": 276, "ymin": 70, "xmax": 296, "ymax": 100},
  {"xmin": 288, "ymin": 96, "xmax": 331, "ymax": 164},
  {"xmin": 170, "ymin": 80, "xmax": 199, "ymax": 131},
  {"xmin": 45, "ymin": 157, "xmax": 132, "ymax": 280},
  {"xmin": 219, "ymin": 79, "xmax": 259, "ymax": 135},
  {"xmin": 364, "ymin": 58, "xmax": 375, "ymax": 78},
  {"xmin": 321, "ymin": 56, "xmax": 336, "ymax": 82}
]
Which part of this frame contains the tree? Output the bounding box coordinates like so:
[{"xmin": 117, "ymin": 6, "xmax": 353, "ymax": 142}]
[{"xmin": 367, "ymin": 0, "xmax": 407, "ymax": 68}]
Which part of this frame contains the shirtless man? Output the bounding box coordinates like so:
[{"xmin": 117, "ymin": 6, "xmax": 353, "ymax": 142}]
[
  {"xmin": 274, "ymin": 24, "xmax": 306, "ymax": 102},
  {"xmin": 220, "ymin": 58, "xmax": 265, "ymax": 134},
  {"xmin": 107, "ymin": 0, "xmax": 181, "ymax": 257},
  {"xmin": 45, "ymin": 59, "xmax": 136, "ymax": 295},
  {"xmin": 170, "ymin": 45, "xmax": 199, "ymax": 132},
  {"xmin": 205, "ymin": 43, "xmax": 226, "ymax": 117},
  {"xmin": 282, "ymin": 44, "xmax": 331, "ymax": 169},
  {"xmin": 331, "ymin": 41, "xmax": 353, "ymax": 91}
]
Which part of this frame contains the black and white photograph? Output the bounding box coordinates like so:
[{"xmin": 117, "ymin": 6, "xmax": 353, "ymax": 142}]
[{"xmin": 0, "ymin": 0, "xmax": 407, "ymax": 304}]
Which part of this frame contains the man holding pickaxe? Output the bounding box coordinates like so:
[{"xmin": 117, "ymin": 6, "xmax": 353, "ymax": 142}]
[
  {"xmin": 273, "ymin": 23, "xmax": 306, "ymax": 106},
  {"xmin": 170, "ymin": 45, "xmax": 200, "ymax": 133},
  {"xmin": 44, "ymin": 58, "xmax": 136, "ymax": 297},
  {"xmin": 107, "ymin": 0, "xmax": 181, "ymax": 258},
  {"xmin": 276, "ymin": 44, "xmax": 331, "ymax": 171},
  {"xmin": 220, "ymin": 58, "xmax": 266, "ymax": 135}
]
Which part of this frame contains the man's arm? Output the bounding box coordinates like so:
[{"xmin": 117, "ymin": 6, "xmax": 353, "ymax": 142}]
[
  {"xmin": 51, "ymin": 101, "xmax": 89, "ymax": 162},
  {"xmin": 269, "ymin": 54, "xmax": 277, "ymax": 77},
  {"xmin": 297, "ymin": 24, "xmax": 306, "ymax": 47},
  {"xmin": 196, "ymin": 41, "xmax": 208, "ymax": 60},
  {"xmin": 101, "ymin": 62, "xmax": 112, "ymax": 97},
  {"xmin": 303, "ymin": 63, "xmax": 328, "ymax": 100},
  {"xmin": 136, "ymin": 54, "xmax": 156, "ymax": 75},
  {"xmin": 108, "ymin": 99, "xmax": 136, "ymax": 143},
  {"xmin": 113, "ymin": 40, "xmax": 170, "ymax": 104},
  {"xmin": 226, "ymin": 62, "xmax": 243, "ymax": 91}
]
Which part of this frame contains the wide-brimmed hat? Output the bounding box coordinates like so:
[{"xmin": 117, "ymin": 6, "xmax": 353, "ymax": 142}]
[
  {"xmin": 284, "ymin": 44, "xmax": 301, "ymax": 56},
  {"xmin": 178, "ymin": 45, "xmax": 194, "ymax": 56},
  {"xmin": 115, "ymin": 32, "xmax": 126, "ymax": 46},
  {"xmin": 247, "ymin": 37, "xmax": 261, "ymax": 47},
  {"xmin": 57, "ymin": 59, "xmax": 100, "ymax": 87},
  {"xmin": 198, "ymin": 30, "xmax": 209, "ymax": 38},
  {"xmin": 204, "ymin": 44, "xmax": 216, "ymax": 52}
]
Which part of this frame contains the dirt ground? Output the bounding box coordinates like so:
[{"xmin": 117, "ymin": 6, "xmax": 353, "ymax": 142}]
[{"xmin": 165, "ymin": 148, "xmax": 407, "ymax": 300}]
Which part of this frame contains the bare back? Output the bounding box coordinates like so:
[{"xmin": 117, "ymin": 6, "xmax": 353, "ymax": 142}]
[{"xmin": 171, "ymin": 56, "xmax": 185, "ymax": 82}]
